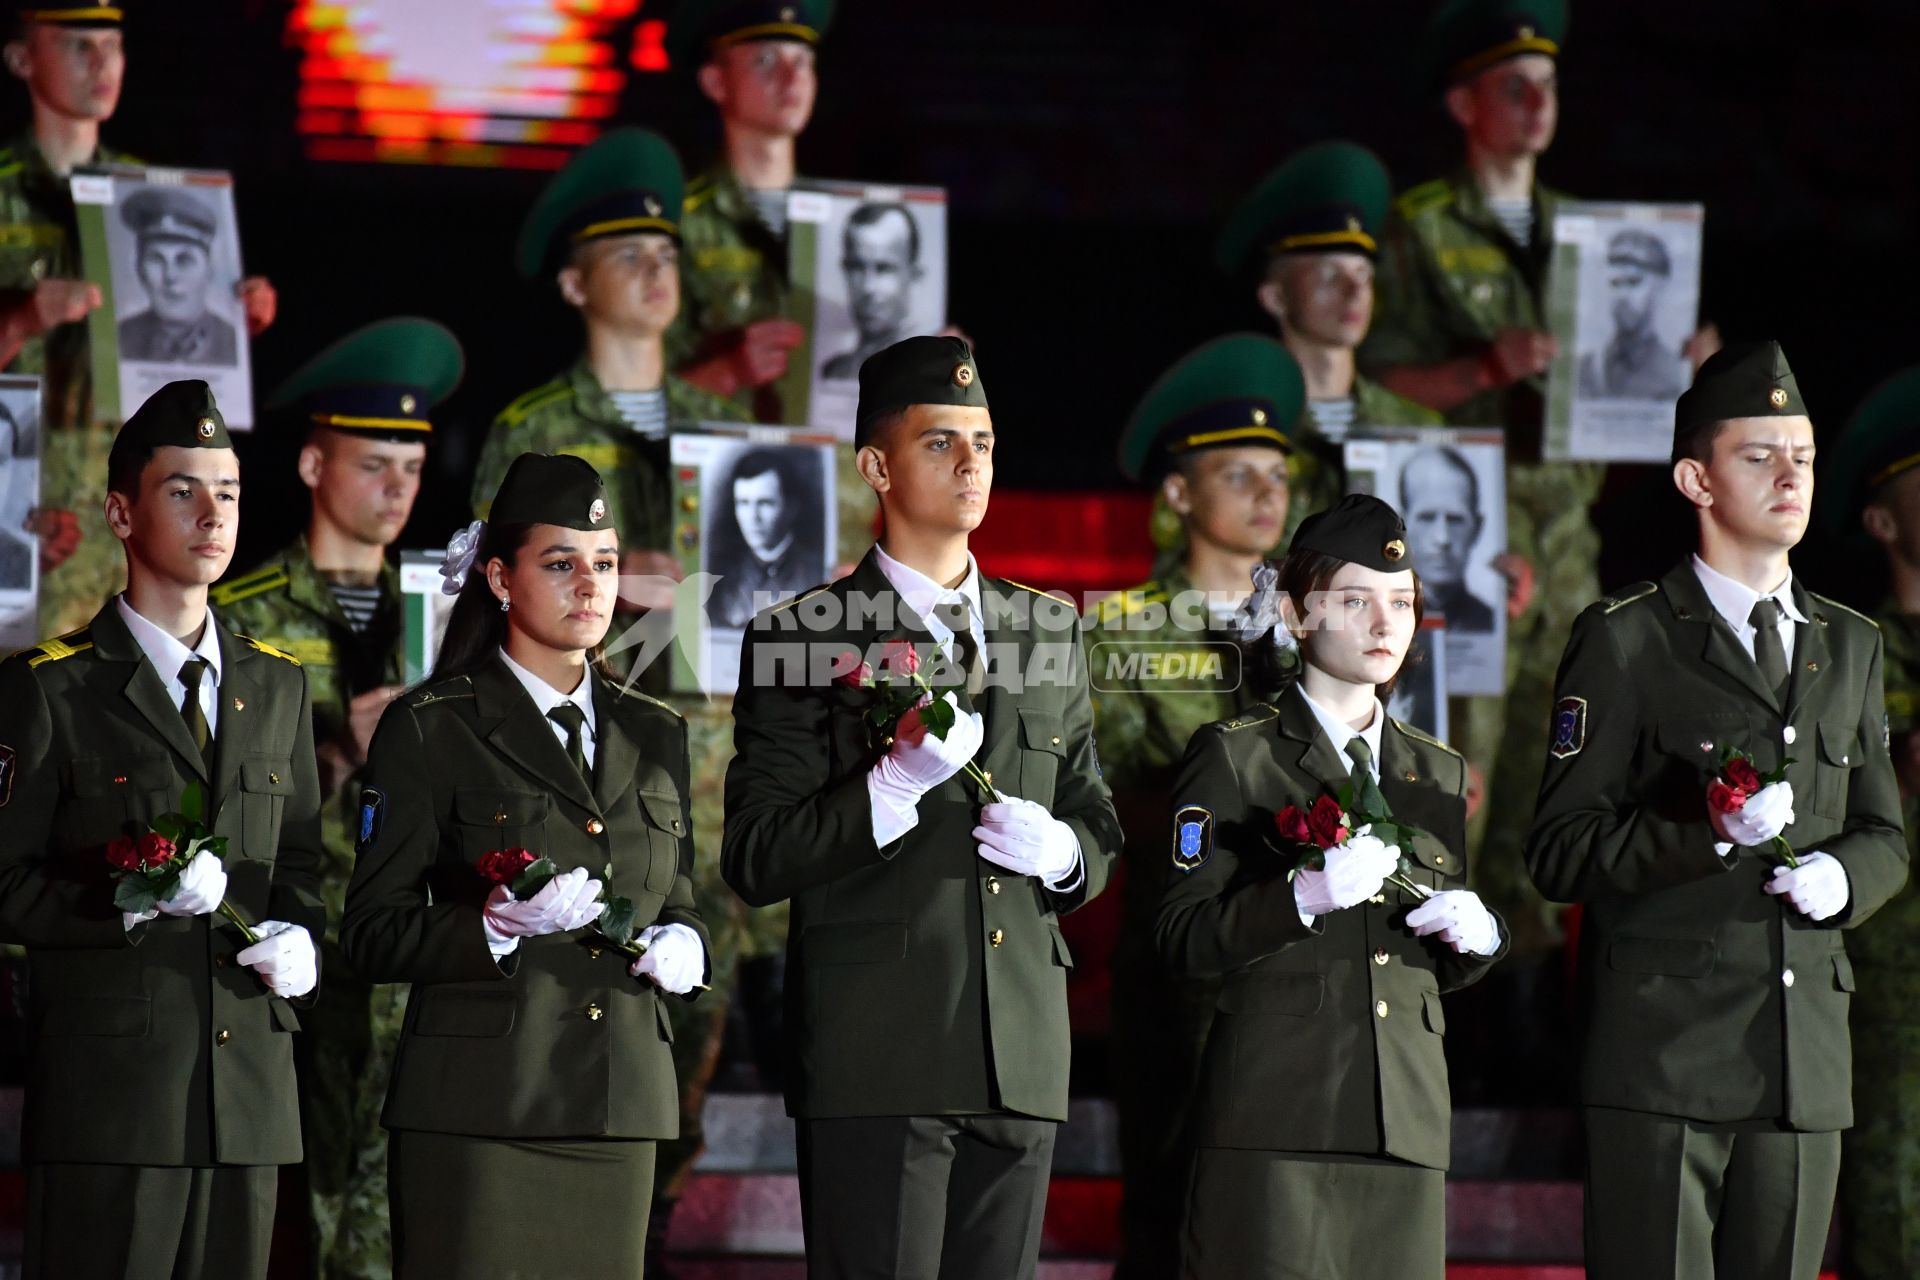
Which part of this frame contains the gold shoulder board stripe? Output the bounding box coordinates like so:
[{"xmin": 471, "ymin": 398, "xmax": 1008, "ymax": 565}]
[
  {"xmin": 1394, "ymin": 180, "xmax": 1453, "ymax": 220},
  {"xmin": 998, "ymin": 577, "xmax": 1071, "ymax": 602},
  {"xmin": 1601, "ymin": 583, "xmax": 1659, "ymax": 614},
  {"xmin": 27, "ymin": 633, "xmax": 91, "ymax": 667},
  {"xmin": 499, "ymin": 383, "xmax": 570, "ymax": 428},
  {"xmin": 1396, "ymin": 721, "xmax": 1463, "ymax": 759},
  {"xmin": 1808, "ymin": 592, "xmax": 1880, "ymax": 629},
  {"xmin": 241, "ymin": 636, "xmax": 302, "ymax": 665},
  {"xmin": 766, "ymin": 583, "xmax": 832, "ymax": 614},
  {"xmin": 617, "ymin": 687, "xmax": 686, "ymax": 719},
  {"xmin": 1221, "ymin": 703, "xmax": 1280, "ymax": 731},
  {"xmin": 211, "ymin": 569, "xmax": 289, "ymax": 606}
]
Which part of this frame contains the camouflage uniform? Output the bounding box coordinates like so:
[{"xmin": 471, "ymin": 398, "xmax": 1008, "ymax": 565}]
[
  {"xmin": 668, "ymin": 163, "xmax": 792, "ymax": 424},
  {"xmin": 209, "ymin": 537, "xmax": 405, "ymax": 1278},
  {"xmin": 1843, "ymin": 605, "xmax": 1920, "ymax": 1278},
  {"xmin": 1285, "ymin": 374, "xmax": 1446, "ymax": 545},
  {"xmin": 1362, "ymin": 170, "xmax": 1604, "ymax": 960},
  {"xmin": 1085, "ymin": 568, "xmax": 1264, "ymax": 1280},
  {"xmin": 0, "ymin": 133, "xmax": 137, "ymax": 642}
]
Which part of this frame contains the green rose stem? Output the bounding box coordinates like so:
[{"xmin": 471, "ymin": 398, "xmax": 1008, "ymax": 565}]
[
  {"xmin": 1769, "ymin": 836, "xmax": 1800, "ymax": 870},
  {"xmin": 217, "ymin": 899, "xmax": 259, "ymax": 946},
  {"xmin": 902, "ymin": 669, "xmax": 1003, "ymax": 803}
]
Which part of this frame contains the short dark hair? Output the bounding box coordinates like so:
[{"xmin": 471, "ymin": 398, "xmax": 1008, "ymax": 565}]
[
  {"xmin": 843, "ymin": 201, "xmax": 920, "ymax": 264},
  {"xmin": 106, "ymin": 444, "xmax": 156, "ymax": 498},
  {"xmin": 1671, "ymin": 419, "xmax": 1730, "ymax": 467}
]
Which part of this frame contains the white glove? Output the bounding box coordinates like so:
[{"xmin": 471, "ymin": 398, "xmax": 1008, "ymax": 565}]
[
  {"xmin": 869, "ymin": 693, "xmax": 986, "ymax": 843},
  {"xmin": 1405, "ymin": 890, "xmax": 1501, "ymax": 956},
  {"xmin": 972, "ymin": 796, "xmax": 1080, "ymax": 888},
  {"xmin": 481, "ymin": 867, "xmax": 606, "ymax": 956},
  {"xmin": 236, "ymin": 920, "xmax": 318, "ymax": 998},
  {"xmin": 629, "ymin": 922, "xmax": 706, "ymax": 995},
  {"xmin": 1764, "ymin": 851, "xmax": 1850, "ymax": 922},
  {"xmin": 1293, "ymin": 831, "xmax": 1400, "ymax": 919},
  {"xmin": 1711, "ymin": 780, "xmax": 1795, "ymax": 847},
  {"xmin": 156, "ymin": 849, "xmax": 229, "ymax": 918}
]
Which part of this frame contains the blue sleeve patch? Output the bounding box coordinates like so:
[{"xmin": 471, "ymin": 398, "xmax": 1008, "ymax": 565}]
[
  {"xmin": 1172, "ymin": 804, "xmax": 1212, "ymax": 874},
  {"xmin": 357, "ymin": 788, "xmax": 384, "ymax": 854},
  {"xmin": 1549, "ymin": 696, "xmax": 1588, "ymax": 759}
]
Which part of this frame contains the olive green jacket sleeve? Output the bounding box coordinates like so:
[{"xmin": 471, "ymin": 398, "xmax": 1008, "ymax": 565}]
[{"xmin": 1815, "ymin": 631, "xmax": 1910, "ymax": 926}]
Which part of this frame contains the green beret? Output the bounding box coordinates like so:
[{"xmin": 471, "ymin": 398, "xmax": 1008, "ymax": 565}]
[
  {"xmin": 667, "ymin": 0, "xmax": 834, "ymax": 68},
  {"xmin": 515, "ymin": 128, "xmax": 686, "ymax": 280},
  {"xmin": 1427, "ymin": 0, "xmax": 1565, "ymax": 91},
  {"xmin": 267, "ymin": 317, "xmax": 464, "ymax": 442},
  {"xmin": 1291, "ymin": 494, "xmax": 1412, "ymax": 574},
  {"xmin": 1214, "ymin": 141, "xmax": 1391, "ymax": 278},
  {"xmin": 853, "ymin": 336, "xmax": 987, "ymax": 448},
  {"xmin": 1606, "ymin": 227, "xmax": 1670, "ymax": 275},
  {"xmin": 1826, "ymin": 366, "xmax": 1920, "ymax": 528},
  {"xmin": 1673, "ymin": 340, "xmax": 1808, "ymax": 461},
  {"xmin": 14, "ymin": 4, "xmax": 121, "ymax": 29},
  {"xmin": 487, "ymin": 453, "xmax": 613, "ymax": 533},
  {"xmin": 110, "ymin": 379, "xmax": 231, "ymax": 474},
  {"xmin": 1119, "ymin": 334, "xmax": 1302, "ymax": 485},
  {"xmin": 120, "ymin": 186, "xmax": 216, "ymax": 251}
]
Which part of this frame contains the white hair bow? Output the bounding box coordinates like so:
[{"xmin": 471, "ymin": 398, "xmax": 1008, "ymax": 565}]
[{"xmin": 439, "ymin": 519, "xmax": 486, "ymax": 595}]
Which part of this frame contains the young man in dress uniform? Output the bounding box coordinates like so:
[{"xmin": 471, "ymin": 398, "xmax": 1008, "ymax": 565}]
[
  {"xmin": 211, "ymin": 317, "xmax": 461, "ymax": 1279},
  {"xmin": 1217, "ymin": 141, "xmax": 1442, "ymax": 544},
  {"xmin": 722, "ymin": 336, "xmax": 1120, "ymax": 1279},
  {"xmin": 1525, "ymin": 341, "xmax": 1908, "ymax": 1279},
  {"xmin": 0, "ymin": 378, "xmax": 324, "ymax": 1279},
  {"xmin": 1823, "ymin": 367, "xmax": 1920, "ymax": 1279},
  {"xmin": 0, "ymin": 4, "xmax": 277, "ymax": 638},
  {"xmin": 1088, "ymin": 332, "xmax": 1299, "ymax": 1280}
]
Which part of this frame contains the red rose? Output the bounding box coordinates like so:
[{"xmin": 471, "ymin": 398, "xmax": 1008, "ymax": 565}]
[
  {"xmin": 477, "ymin": 847, "xmax": 536, "ymax": 884},
  {"xmin": 834, "ymin": 659, "xmax": 875, "ymax": 689},
  {"xmin": 1723, "ymin": 757, "xmax": 1762, "ymax": 795},
  {"xmin": 1306, "ymin": 795, "xmax": 1350, "ymax": 848},
  {"xmin": 106, "ymin": 836, "xmax": 140, "ymax": 871},
  {"xmin": 881, "ymin": 639, "xmax": 921, "ymax": 678},
  {"xmin": 137, "ymin": 832, "xmax": 176, "ymax": 869},
  {"xmin": 1706, "ymin": 781, "xmax": 1748, "ymax": 814},
  {"xmin": 1274, "ymin": 804, "xmax": 1311, "ymax": 845}
]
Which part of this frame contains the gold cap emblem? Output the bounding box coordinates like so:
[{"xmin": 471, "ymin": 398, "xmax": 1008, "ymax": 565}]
[
  {"xmin": 780, "ymin": 5, "xmax": 796, "ymax": 19},
  {"xmin": 1769, "ymin": 386, "xmax": 1789, "ymax": 409},
  {"xmin": 1383, "ymin": 538, "xmax": 1407, "ymax": 562},
  {"xmin": 589, "ymin": 498, "xmax": 607, "ymax": 524},
  {"xmin": 399, "ymin": 393, "xmax": 417, "ymax": 415},
  {"xmin": 1250, "ymin": 408, "xmax": 1268, "ymax": 426},
  {"xmin": 644, "ymin": 195, "xmax": 662, "ymax": 217},
  {"xmin": 1518, "ymin": 24, "xmax": 1535, "ymax": 38},
  {"xmin": 953, "ymin": 362, "xmax": 975, "ymax": 388},
  {"xmin": 1346, "ymin": 215, "xmax": 1361, "ymax": 232},
  {"xmin": 195, "ymin": 417, "xmax": 217, "ymax": 439}
]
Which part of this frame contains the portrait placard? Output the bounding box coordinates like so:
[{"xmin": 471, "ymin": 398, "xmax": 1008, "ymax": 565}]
[{"xmin": 0, "ymin": 375, "xmax": 43, "ymax": 654}]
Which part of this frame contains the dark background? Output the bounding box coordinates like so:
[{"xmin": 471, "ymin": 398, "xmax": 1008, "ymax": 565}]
[{"xmin": 35, "ymin": 0, "xmax": 1920, "ymax": 610}]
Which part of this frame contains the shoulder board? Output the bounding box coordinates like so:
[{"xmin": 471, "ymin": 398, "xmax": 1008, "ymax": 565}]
[
  {"xmin": 1394, "ymin": 179, "xmax": 1453, "ymax": 220},
  {"xmin": 1807, "ymin": 592, "xmax": 1880, "ymax": 630},
  {"xmin": 240, "ymin": 635, "xmax": 302, "ymax": 666},
  {"xmin": 210, "ymin": 566, "xmax": 289, "ymax": 607},
  {"xmin": 765, "ymin": 582, "xmax": 832, "ymax": 614},
  {"xmin": 684, "ymin": 175, "xmax": 717, "ymax": 209},
  {"xmin": 405, "ymin": 675, "xmax": 475, "ymax": 708},
  {"xmin": 26, "ymin": 629, "xmax": 91, "ymax": 668},
  {"xmin": 497, "ymin": 382, "xmax": 571, "ymax": 429},
  {"xmin": 1396, "ymin": 721, "xmax": 1463, "ymax": 760},
  {"xmin": 1218, "ymin": 703, "xmax": 1279, "ymax": 732},
  {"xmin": 996, "ymin": 577, "xmax": 1069, "ymax": 602},
  {"xmin": 610, "ymin": 685, "xmax": 685, "ymax": 719},
  {"xmin": 1600, "ymin": 582, "xmax": 1659, "ymax": 614}
]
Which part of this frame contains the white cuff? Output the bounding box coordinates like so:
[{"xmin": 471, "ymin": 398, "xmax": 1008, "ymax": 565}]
[
  {"xmin": 867, "ymin": 772, "xmax": 920, "ymax": 848},
  {"xmin": 1041, "ymin": 835, "xmax": 1085, "ymax": 893},
  {"xmin": 1714, "ymin": 840, "xmax": 1736, "ymax": 862},
  {"xmin": 122, "ymin": 909, "xmax": 156, "ymax": 933}
]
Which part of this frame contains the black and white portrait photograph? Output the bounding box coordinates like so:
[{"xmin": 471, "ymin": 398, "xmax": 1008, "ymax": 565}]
[
  {"xmin": 1344, "ymin": 427, "xmax": 1506, "ymax": 697},
  {"xmin": 0, "ymin": 375, "xmax": 43, "ymax": 651},
  {"xmin": 785, "ymin": 179, "xmax": 947, "ymax": 438},
  {"xmin": 671, "ymin": 426, "xmax": 837, "ymax": 695},
  {"xmin": 73, "ymin": 166, "xmax": 256, "ymax": 427},
  {"xmin": 1543, "ymin": 202, "xmax": 1704, "ymax": 462},
  {"xmin": 1385, "ymin": 615, "xmax": 1448, "ymax": 744}
]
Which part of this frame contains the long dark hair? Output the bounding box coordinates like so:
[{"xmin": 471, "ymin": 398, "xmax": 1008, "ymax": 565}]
[
  {"xmin": 428, "ymin": 521, "xmax": 536, "ymax": 684},
  {"xmin": 1245, "ymin": 547, "xmax": 1426, "ymax": 702}
]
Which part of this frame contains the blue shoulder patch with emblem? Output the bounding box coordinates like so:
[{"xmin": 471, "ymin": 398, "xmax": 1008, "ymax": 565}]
[
  {"xmin": 357, "ymin": 788, "xmax": 384, "ymax": 853},
  {"xmin": 1549, "ymin": 696, "xmax": 1588, "ymax": 759},
  {"xmin": 1172, "ymin": 804, "xmax": 1212, "ymax": 874}
]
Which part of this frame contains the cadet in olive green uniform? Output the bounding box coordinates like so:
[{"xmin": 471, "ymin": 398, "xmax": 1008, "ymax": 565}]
[
  {"xmin": 344, "ymin": 453, "xmax": 710, "ymax": 1278},
  {"xmin": 0, "ymin": 380, "xmax": 324, "ymax": 1279},
  {"xmin": 723, "ymin": 338, "xmax": 1120, "ymax": 1279},
  {"xmin": 0, "ymin": 5, "xmax": 278, "ymax": 640},
  {"xmin": 1090, "ymin": 333, "xmax": 1299, "ymax": 1279},
  {"xmin": 1826, "ymin": 368, "xmax": 1920, "ymax": 1279},
  {"xmin": 1160, "ymin": 495, "xmax": 1506, "ymax": 1278},
  {"xmin": 1217, "ymin": 140, "xmax": 1443, "ymax": 546},
  {"xmin": 1525, "ymin": 344, "xmax": 1910, "ymax": 1280},
  {"xmin": 212, "ymin": 318, "xmax": 463, "ymax": 1280}
]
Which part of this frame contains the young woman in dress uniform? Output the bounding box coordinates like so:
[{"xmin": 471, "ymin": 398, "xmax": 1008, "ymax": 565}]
[
  {"xmin": 1158, "ymin": 493, "xmax": 1505, "ymax": 1278},
  {"xmin": 342, "ymin": 452, "xmax": 709, "ymax": 1277}
]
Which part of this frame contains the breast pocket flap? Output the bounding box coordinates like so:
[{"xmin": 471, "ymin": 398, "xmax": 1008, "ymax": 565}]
[
  {"xmin": 452, "ymin": 789, "xmax": 551, "ymax": 826},
  {"xmin": 638, "ymin": 790, "xmax": 686, "ymax": 837},
  {"xmin": 1018, "ymin": 708, "xmax": 1068, "ymax": 758},
  {"xmin": 240, "ymin": 759, "xmax": 296, "ymax": 795}
]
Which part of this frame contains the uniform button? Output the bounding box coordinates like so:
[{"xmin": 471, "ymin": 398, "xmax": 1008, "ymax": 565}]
[
  {"xmin": 1433, "ymin": 853, "xmax": 1445, "ymax": 867},
  {"xmin": 1782, "ymin": 969, "xmax": 1795, "ymax": 988},
  {"xmin": 216, "ymin": 1028, "xmax": 231, "ymax": 1046},
  {"xmin": 232, "ymin": 697, "xmax": 245, "ymax": 711},
  {"xmin": 586, "ymin": 1003, "xmax": 604, "ymax": 1021},
  {"xmin": 1050, "ymin": 736, "xmax": 1061, "ymax": 746},
  {"xmin": 586, "ymin": 818, "xmax": 605, "ymax": 836},
  {"xmin": 1373, "ymin": 948, "xmax": 1389, "ymax": 966},
  {"xmin": 989, "ymin": 929, "xmax": 1005, "ymax": 948},
  {"xmin": 1370, "ymin": 894, "xmax": 1387, "ymax": 905},
  {"xmin": 987, "ymin": 878, "xmax": 1002, "ymax": 895},
  {"xmin": 268, "ymin": 772, "xmax": 280, "ymax": 785},
  {"xmin": 588, "ymin": 946, "xmax": 603, "ymax": 960},
  {"xmin": 1783, "ymin": 726, "xmax": 1797, "ymax": 745},
  {"xmin": 1375, "ymin": 1000, "xmax": 1389, "ymax": 1019}
]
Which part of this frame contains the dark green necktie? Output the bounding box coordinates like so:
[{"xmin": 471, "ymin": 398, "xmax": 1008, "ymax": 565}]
[
  {"xmin": 1750, "ymin": 598, "xmax": 1789, "ymax": 703},
  {"xmin": 178, "ymin": 657, "xmax": 212, "ymax": 765},
  {"xmin": 934, "ymin": 599, "xmax": 986, "ymax": 697},
  {"xmin": 1346, "ymin": 734, "xmax": 1388, "ymax": 816},
  {"xmin": 547, "ymin": 703, "xmax": 590, "ymax": 782}
]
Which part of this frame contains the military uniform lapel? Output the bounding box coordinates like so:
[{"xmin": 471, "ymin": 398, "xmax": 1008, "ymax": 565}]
[
  {"xmin": 591, "ymin": 677, "xmax": 640, "ymax": 813},
  {"xmin": 94, "ymin": 604, "xmax": 210, "ymax": 781},
  {"xmin": 977, "ymin": 580, "xmax": 1029, "ymax": 778},
  {"xmin": 1277, "ymin": 684, "xmax": 1354, "ymax": 796},
  {"xmin": 212, "ymin": 624, "xmax": 265, "ymax": 808},
  {"xmin": 1662, "ymin": 562, "xmax": 1779, "ymax": 711},
  {"xmin": 1783, "ymin": 581, "xmax": 1832, "ymax": 722},
  {"xmin": 475, "ymin": 659, "xmax": 597, "ymax": 814}
]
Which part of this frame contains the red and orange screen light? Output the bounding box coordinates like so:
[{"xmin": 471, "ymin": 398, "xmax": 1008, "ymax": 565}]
[{"xmin": 288, "ymin": 1, "xmax": 668, "ymax": 170}]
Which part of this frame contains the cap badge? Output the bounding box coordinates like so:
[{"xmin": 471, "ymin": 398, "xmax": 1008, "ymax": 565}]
[
  {"xmin": 1346, "ymin": 215, "xmax": 1361, "ymax": 232},
  {"xmin": 399, "ymin": 393, "xmax": 417, "ymax": 415},
  {"xmin": 195, "ymin": 417, "xmax": 217, "ymax": 439},
  {"xmin": 1518, "ymin": 24, "xmax": 1535, "ymax": 38},
  {"xmin": 952, "ymin": 362, "xmax": 975, "ymax": 388},
  {"xmin": 1250, "ymin": 407, "xmax": 1268, "ymax": 426},
  {"xmin": 644, "ymin": 195, "xmax": 663, "ymax": 217},
  {"xmin": 589, "ymin": 498, "xmax": 607, "ymax": 524},
  {"xmin": 1769, "ymin": 386, "xmax": 1789, "ymax": 409},
  {"xmin": 780, "ymin": 5, "xmax": 796, "ymax": 19},
  {"xmin": 1383, "ymin": 538, "xmax": 1407, "ymax": 562}
]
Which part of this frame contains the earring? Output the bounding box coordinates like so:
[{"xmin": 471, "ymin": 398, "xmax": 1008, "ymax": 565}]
[{"xmin": 499, "ymin": 596, "xmax": 510, "ymax": 612}]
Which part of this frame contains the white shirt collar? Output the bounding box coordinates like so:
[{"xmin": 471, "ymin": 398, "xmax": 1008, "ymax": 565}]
[
  {"xmin": 873, "ymin": 544, "xmax": 985, "ymax": 647},
  {"xmin": 496, "ymin": 648, "xmax": 598, "ymax": 740},
  {"xmin": 1691, "ymin": 554, "xmax": 1808, "ymax": 632},
  {"xmin": 1296, "ymin": 683, "xmax": 1385, "ymax": 782},
  {"xmin": 116, "ymin": 594, "xmax": 222, "ymax": 687}
]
